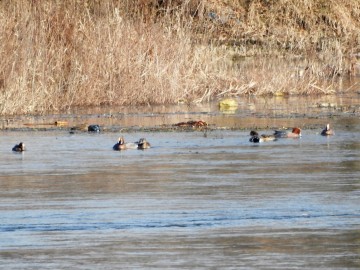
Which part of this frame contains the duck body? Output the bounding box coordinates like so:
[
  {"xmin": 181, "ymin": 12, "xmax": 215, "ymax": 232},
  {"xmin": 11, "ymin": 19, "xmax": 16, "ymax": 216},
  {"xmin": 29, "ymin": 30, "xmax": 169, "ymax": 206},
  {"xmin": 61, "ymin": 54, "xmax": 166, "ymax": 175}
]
[
  {"xmin": 249, "ymin": 131, "xmax": 276, "ymax": 143},
  {"xmin": 113, "ymin": 137, "xmax": 128, "ymax": 150},
  {"xmin": 274, "ymin": 127, "xmax": 301, "ymax": 138},
  {"xmin": 12, "ymin": 142, "xmax": 26, "ymax": 152},
  {"xmin": 260, "ymin": 134, "xmax": 276, "ymax": 142},
  {"xmin": 113, "ymin": 137, "xmax": 146, "ymax": 150},
  {"xmin": 321, "ymin": 124, "xmax": 334, "ymax": 136},
  {"xmin": 137, "ymin": 138, "xmax": 151, "ymax": 149},
  {"xmin": 88, "ymin": 124, "xmax": 100, "ymax": 132},
  {"xmin": 249, "ymin": 135, "xmax": 262, "ymax": 143}
]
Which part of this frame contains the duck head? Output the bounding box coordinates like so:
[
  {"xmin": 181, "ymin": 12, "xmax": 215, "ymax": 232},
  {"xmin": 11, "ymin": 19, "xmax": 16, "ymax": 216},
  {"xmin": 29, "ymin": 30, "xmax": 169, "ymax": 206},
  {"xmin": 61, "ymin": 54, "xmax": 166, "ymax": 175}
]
[
  {"xmin": 118, "ymin": 136, "xmax": 125, "ymax": 145},
  {"xmin": 292, "ymin": 127, "xmax": 302, "ymax": 136},
  {"xmin": 250, "ymin": 130, "xmax": 259, "ymax": 136},
  {"xmin": 19, "ymin": 142, "xmax": 25, "ymax": 151}
]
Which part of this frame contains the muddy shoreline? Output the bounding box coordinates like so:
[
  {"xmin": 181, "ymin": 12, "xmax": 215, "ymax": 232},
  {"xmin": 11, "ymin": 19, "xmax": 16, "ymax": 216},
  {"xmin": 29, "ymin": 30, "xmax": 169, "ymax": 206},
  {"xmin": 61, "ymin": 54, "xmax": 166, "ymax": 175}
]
[{"xmin": 1, "ymin": 94, "xmax": 360, "ymax": 133}]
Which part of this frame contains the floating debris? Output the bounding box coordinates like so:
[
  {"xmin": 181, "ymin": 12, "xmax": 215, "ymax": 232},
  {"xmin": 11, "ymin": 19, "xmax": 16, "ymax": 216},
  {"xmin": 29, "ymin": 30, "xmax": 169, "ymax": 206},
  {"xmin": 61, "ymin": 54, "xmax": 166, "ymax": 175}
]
[
  {"xmin": 55, "ymin": 121, "xmax": 68, "ymax": 127},
  {"xmin": 24, "ymin": 121, "xmax": 68, "ymax": 127},
  {"xmin": 173, "ymin": 120, "xmax": 208, "ymax": 128}
]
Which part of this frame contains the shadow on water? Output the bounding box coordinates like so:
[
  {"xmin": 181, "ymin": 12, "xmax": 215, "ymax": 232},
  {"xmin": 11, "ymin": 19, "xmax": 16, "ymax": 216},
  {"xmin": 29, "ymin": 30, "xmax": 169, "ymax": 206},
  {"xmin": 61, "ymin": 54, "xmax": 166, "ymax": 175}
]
[{"xmin": 0, "ymin": 95, "xmax": 359, "ymax": 269}]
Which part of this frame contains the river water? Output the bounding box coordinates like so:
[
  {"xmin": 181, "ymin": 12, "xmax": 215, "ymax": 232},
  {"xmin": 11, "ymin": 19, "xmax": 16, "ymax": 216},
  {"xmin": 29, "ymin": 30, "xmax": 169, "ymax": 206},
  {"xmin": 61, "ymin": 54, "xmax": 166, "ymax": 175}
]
[
  {"xmin": 0, "ymin": 94, "xmax": 360, "ymax": 269},
  {"xmin": 1, "ymin": 127, "xmax": 359, "ymax": 269}
]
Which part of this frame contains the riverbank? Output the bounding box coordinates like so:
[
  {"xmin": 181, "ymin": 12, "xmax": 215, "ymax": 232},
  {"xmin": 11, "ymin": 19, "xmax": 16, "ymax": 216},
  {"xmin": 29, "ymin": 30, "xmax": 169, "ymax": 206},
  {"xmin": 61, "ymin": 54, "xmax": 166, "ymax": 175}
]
[
  {"xmin": 1, "ymin": 1, "xmax": 359, "ymax": 115},
  {"xmin": 1, "ymin": 93, "xmax": 359, "ymax": 133}
]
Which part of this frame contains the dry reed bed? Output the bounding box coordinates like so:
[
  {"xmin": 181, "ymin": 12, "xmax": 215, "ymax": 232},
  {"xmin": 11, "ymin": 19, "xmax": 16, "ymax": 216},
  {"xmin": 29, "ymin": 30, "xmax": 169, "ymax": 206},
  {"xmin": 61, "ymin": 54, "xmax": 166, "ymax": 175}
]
[{"xmin": 0, "ymin": 0, "xmax": 359, "ymax": 115}]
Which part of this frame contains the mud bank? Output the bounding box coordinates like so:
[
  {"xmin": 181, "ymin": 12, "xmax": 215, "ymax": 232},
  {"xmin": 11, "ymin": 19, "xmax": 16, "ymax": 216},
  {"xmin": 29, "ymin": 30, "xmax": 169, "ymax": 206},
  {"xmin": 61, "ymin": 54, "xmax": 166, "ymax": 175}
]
[{"xmin": 1, "ymin": 94, "xmax": 360, "ymax": 133}]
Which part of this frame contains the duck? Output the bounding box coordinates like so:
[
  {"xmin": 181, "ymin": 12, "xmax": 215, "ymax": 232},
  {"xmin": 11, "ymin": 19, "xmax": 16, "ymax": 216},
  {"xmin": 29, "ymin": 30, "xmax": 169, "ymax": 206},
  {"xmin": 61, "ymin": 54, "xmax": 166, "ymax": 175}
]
[
  {"xmin": 137, "ymin": 138, "xmax": 151, "ymax": 149},
  {"xmin": 274, "ymin": 127, "xmax": 302, "ymax": 138},
  {"xmin": 249, "ymin": 131, "xmax": 276, "ymax": 143},
  {"xmin": 113, "ymin": 136, "xmax": 127, "ymax": 150},
  {"xmin": 113, "ymin": 136, "xmax": 139, "ymax": 150},
  {"xmin": 12, "ymin": 142, "xmax": 26, "ymax": 152},
  {"xmin": 88, "ymin": 124, "xmax": 100, "ymax": 132},
  {"xmin": 321, "ymin": 124, "xmax": 334, "ymax": 136}
]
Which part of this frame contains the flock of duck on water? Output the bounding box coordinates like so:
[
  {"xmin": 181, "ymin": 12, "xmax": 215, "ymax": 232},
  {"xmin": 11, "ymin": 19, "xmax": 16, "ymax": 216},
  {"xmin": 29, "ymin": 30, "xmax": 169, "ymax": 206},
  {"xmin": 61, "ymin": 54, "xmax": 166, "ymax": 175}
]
[
  {"xmin": 11, "ymin": 123, "xmax": 334, "ymax": 152},
  {"xmin": 11, "ymin": 137, "xmax": 151, "ymax": 152},
  {"xmin": 113, "ymin": 137, "xmax": 151, "ymax": 150},
  {"xmin": 249, "ymin": 123, "xmax": 334, "ymax": 143}
]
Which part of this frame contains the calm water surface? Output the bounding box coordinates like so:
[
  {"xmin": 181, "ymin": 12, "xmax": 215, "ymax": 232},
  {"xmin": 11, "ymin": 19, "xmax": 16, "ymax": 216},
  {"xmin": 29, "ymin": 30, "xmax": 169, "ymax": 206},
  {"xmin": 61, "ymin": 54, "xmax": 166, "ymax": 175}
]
[{"xmin": 0, "ymin": 120, "xmax": 359, "ymax": 269}]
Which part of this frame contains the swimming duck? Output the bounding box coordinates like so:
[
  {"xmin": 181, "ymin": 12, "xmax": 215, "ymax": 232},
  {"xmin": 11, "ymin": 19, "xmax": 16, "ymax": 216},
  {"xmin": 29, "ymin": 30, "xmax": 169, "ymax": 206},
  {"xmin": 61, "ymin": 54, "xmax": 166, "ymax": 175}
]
[
  {"xmin": 113, "ymin": 136, "xmax": 139, "ymax": 150},
  {"xmin": 113, "ymin": 136, "xmax": 127, "ymax": 150},
  {"xmin": 249, "ymin": 131, "xmax": 262, "ymax": 143},
  {"xmin": 321, "ymin": 124, "xmax": 334, "ymax": 136},
  {"xmin": 274, "ymin": 127, "xmax": 301, "ymax": 138},
  {"xmin": 12, "ymin": 142, "xmax": 26, "ymax": 152},
  {"xmin": 137, "ymin": 138, "xmax": 151, "ymax": 149},
  {"xmin": 249, "ymin": 131, "xmax": 276, "ymax": 143}
]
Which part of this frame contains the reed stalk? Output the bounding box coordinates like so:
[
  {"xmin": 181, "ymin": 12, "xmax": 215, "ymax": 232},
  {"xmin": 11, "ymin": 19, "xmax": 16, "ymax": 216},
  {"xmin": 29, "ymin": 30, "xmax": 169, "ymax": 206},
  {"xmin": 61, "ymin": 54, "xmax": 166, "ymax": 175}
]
[{"xmin": 0, "ymin": 0, "xmax": 359, "ymax": 115}]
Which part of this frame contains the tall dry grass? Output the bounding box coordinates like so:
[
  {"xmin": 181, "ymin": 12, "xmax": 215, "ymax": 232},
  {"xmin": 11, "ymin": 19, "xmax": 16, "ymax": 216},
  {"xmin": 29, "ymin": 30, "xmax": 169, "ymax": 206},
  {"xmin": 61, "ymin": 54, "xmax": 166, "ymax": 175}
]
[{"xmin": 0, "ymin": 0, "xmax": 359, "ymax": 115}]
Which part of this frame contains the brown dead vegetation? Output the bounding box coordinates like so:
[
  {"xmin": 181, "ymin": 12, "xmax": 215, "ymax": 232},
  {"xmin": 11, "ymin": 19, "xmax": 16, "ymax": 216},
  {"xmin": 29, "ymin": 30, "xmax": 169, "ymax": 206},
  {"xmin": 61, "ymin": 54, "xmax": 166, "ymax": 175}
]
[{"xmin": 0, "ymin": 0, "xmax": 359, "ymax": 115}]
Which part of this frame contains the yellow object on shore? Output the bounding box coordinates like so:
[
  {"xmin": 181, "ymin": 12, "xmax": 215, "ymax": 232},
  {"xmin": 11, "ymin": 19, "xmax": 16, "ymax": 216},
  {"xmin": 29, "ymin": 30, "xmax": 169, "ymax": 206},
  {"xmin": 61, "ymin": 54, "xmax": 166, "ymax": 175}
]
[
  {"xmin": 273, "ymin": 91, "xmax": 284, "ymax": 96},
  {"xmin": 219, "ymin": 98, "xmax": 238, "ymax": 109}
]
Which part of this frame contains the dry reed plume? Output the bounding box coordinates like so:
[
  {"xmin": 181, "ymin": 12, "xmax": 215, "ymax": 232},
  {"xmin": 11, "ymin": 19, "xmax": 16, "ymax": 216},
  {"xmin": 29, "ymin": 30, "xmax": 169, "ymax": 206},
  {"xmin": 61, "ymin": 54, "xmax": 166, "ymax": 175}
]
[{"xmin": 0, "ymin": 0, "xmax": 359, "ymax": 115}]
